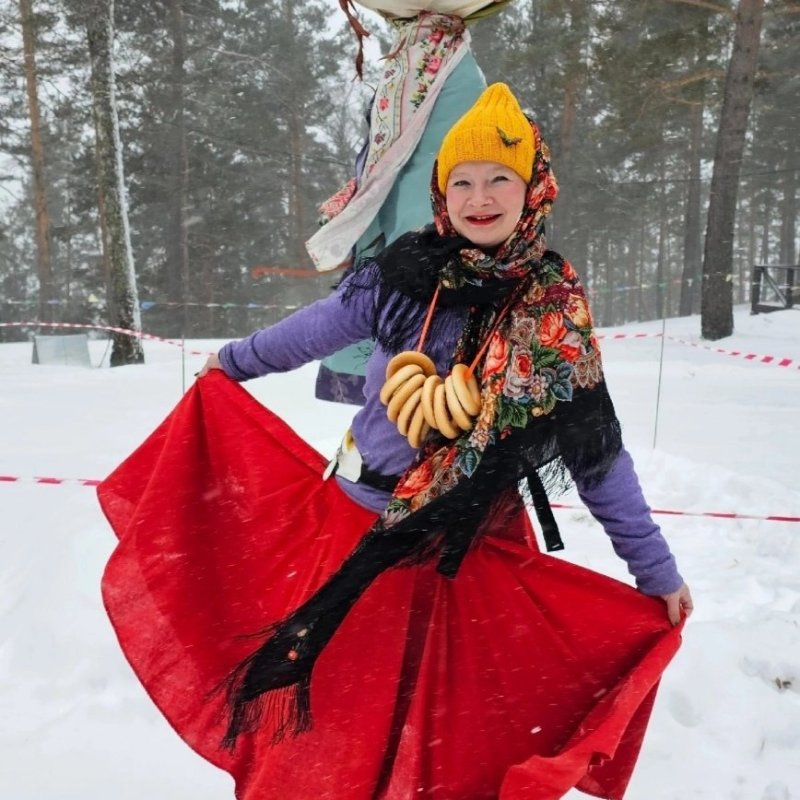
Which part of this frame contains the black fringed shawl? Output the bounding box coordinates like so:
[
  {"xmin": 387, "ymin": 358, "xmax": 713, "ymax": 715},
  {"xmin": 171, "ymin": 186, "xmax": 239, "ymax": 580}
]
[{"xmin": 221, "ymin": 121, "xmax": 623, "ymax": 748}]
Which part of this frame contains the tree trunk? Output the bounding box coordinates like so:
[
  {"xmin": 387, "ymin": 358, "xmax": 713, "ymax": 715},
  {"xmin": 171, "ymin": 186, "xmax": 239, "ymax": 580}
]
[
  {"xmin": 166, "ymin": 0, "xmax": 190, "ymax": 338},
  {"xmin": 95, "ymin": 158, "xmax": 114, "ymax": 320},
  {"xmin": 603, "ymin": 239, "xmax": 613, "ymax": 326},
  {"xmin": 19, "ymin": 0, "xmax": 53, "ymax": 323},
  {"xmin": 779, "ymin": 135, "xmax": 797, "ymax": 267},
  {"xmin": 86, "ymin": 0, "xmax": 144, "ymax": 365},
  {"xmin": 700, "ymin": 0, "xmax": 764, "ymax": 340},
  {"xmin": 759, "ymin": 189, "xmax": 771, "ymax": 264},
  {"xmin": 284, "ymin": 0, "xmax": 306, "ymax": 268},
  {"xmin": 656, "ymin": 175, "xmax": 668, "ymax": 319},
  {"xmin": 680, "ymin": 10, "xmax": 710, "ymax": 318},
  {"xmin": 550, "ymin": 69, "xmax": 578, "ymax": 250},
  {"xmin": 637, "ymin": 212, "xmax": 645, "ymax": 321},
  {"xmin": 550, "ymin": 0, "xmax": 588, "ymax": 250},
  {"xmin": 625, "ymin": 238, "xmax": 637, "ymax": 323},
  {"xmin": 679, "ymin": 100, "xmax": 705, "ymax": 316},
  {"xmin": 746, "ymin": 190, "xmax": 756, "ymax": 298}
]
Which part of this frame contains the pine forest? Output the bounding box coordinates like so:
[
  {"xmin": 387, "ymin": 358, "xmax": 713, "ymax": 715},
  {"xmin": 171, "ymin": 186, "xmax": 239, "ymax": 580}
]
[{"xmin": 1, "ymin": 0, "xmax": 797, "ymax": 363}]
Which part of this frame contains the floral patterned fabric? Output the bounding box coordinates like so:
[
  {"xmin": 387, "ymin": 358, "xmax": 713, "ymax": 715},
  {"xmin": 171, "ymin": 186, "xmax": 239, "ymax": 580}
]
[
  {"xmin": 389, "ymin": 254, "xmax": 602, "ymax": 518},
  {"xmin": 317, "ymin": 178, "xmax": 358, "ymax": 226},
  {"xmin": 383, "ymin": 118, "xmax": 602, "ymax": 520},
  {"xmin": 306, "ymin": 14, "xmax": 472, "ymax": 269},
  {"xmin": 363, "ymin": 14, "xmax": 468, "ymax": 175}
]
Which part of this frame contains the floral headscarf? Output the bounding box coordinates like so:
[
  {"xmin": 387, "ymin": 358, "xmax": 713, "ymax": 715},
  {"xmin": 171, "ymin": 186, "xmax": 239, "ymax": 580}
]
[{"xmin": 381, "ymin": 120, "xmax": 605, "ymax": 527}]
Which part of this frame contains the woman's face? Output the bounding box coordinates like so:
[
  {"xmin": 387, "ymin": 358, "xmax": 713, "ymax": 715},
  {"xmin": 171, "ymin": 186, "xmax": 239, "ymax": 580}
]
[{"xmin": 445, "ymin": 161, "xmax": 527, "ymax": 249}]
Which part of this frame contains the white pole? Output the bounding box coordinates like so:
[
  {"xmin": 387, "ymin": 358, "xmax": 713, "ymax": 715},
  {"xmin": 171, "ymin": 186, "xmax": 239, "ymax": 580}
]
[
  {"xmin": 652, "ymin": 313, "xmax": 667, "ymax": 449},
  {"xmin": 181, "ymin": 332, "xmax": 186, "ymax": 394}
]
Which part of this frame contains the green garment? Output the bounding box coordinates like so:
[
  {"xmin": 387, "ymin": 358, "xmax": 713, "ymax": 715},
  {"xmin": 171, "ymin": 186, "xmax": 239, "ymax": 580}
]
[{"xmin": 316, "ymin": 53, "xmax": 485, "ymax": 402}]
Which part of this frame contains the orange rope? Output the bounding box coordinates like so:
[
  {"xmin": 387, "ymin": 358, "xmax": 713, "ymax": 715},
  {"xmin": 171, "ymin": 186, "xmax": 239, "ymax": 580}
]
[
  {"xmin": 415, "ymin": 283, "xmax": 441, "ymax": 352},
  {"xmin": 415, "ymin": 281, "xmax": 523, "ymax": 378},
  {"xmin": 250, "ymin": 265, "xmax": 345, "ymax": 279}
]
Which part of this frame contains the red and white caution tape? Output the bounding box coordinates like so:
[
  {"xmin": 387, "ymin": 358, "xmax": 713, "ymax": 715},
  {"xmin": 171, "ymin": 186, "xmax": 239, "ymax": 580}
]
[
  {"xmin": 0, "ymin": 475, "xmax": 101, "ymax": 487},
  {"xmin": 4, "ymin": 321, "xmax": 797, "ymax": 372},
  {"xmin": 0, "ymin": 321, "xmax": 214, "ymax": 356},
  {"xmin": 596, "ymin": 330, "xmax": 799, "ymax": 371},
  {"xmin": 596, "ymin": 332, "xmax": 661, "ymax": 341},
  {"xmin": 664, "ymin": 335, "xmax": 800, "ymax": 371},
  {"xmin": 2, "ymin": 473, "xmax": 798, "ymax": 522},
  {"xmin": 548, "ymin": 501, "xmax": 800, "ymax": 523}
]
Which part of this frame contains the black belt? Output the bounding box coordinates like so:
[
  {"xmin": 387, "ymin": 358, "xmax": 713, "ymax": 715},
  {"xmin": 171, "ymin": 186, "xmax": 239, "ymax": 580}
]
[
  {"xmin": 358, "ymin": 465, "xmax": 401, "ymax": 493},
  {"xmin": 527, "ymin": 471, "xmax": 564, "ymax": 552},
  {"xmin": 353, "ymin": 468, "xmax": 562, "ymax": 551}
]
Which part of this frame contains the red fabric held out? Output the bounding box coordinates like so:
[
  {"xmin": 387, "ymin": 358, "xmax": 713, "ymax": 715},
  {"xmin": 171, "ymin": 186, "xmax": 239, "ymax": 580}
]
[{"xmin": 99, "ymin": 371, "xmax": 682, "ymax": 799}]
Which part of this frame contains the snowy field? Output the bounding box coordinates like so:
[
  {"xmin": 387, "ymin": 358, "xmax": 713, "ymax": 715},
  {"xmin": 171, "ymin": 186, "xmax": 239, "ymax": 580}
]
[{"xmin": 1, "ymin": 305, "xmax": 799, "ymax": 799}]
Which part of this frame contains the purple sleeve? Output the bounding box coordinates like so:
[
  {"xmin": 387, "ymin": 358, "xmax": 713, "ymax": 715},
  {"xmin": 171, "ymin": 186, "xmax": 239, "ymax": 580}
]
[
  {"xmin": 574, "ymin": 448, "xmax": 684, "ymax": 596},
  {"xmin": 218, "ymin": 272, "xmax": 375, "ymax": 381}
]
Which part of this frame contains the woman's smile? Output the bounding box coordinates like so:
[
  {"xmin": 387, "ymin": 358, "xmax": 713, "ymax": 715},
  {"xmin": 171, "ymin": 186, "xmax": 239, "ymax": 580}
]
[{"xmin": 465, "ymin": 213, "xmax": 501, "ymax": 225}]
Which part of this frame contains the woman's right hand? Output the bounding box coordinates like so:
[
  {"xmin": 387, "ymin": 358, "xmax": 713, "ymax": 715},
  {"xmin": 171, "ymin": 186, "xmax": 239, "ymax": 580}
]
[
  {"xmin": 197, "ymin": 353, "xmax": 222, "ymax": 378},
  {"xmin": 660, "ymin": 582, "xmax": 694, "ymax": 626}
]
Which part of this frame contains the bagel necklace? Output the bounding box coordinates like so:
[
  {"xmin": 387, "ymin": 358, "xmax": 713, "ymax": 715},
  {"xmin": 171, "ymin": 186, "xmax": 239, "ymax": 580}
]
[{"xmin": 379, "ymin": 280, "xmax": 522, "ymax": 448}]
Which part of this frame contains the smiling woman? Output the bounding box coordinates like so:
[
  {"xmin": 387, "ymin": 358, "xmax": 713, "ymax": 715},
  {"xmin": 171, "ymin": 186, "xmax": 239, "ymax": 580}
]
[{"xmin": 101, "ymin": 81, "xmax": 691, "ymax": 800}]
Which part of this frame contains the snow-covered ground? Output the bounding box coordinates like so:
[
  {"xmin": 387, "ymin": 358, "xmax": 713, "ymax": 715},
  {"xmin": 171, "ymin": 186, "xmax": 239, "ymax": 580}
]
[{"xmin": 1, "ymin": 305, "xmax": 799, "ymax": 799}]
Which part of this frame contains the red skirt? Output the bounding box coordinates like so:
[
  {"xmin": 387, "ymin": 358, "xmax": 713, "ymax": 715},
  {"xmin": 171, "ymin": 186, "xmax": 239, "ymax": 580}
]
[{"xmin": 99, "ymin": 371, "xmax": 682, "ymax": 800}]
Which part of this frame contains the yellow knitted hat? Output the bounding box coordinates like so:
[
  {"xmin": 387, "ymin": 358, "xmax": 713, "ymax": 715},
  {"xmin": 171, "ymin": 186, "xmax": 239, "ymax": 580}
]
[{"xmin": 436, "ymin": 83, "xmax": 535, "ymax": 193}]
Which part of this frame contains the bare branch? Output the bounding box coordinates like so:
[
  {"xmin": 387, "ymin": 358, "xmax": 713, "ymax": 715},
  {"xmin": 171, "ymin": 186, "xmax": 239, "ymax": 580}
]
[
  {"xmin": 664, "ymin": 0, "xmax": 736, "ymax": 18},
  {"xmin": 766, "ymin": 2, "xmax": 800, "ymax": 13},
  {"xmin": 657, "ymin": 67, "xmax": 726, "ymax": 92}
]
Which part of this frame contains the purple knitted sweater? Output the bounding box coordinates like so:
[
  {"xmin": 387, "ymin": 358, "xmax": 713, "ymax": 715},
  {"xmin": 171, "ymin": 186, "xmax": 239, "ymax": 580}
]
[{"xmin": 218, "ymin": 273, "xmax": 683, "ymax": 596}]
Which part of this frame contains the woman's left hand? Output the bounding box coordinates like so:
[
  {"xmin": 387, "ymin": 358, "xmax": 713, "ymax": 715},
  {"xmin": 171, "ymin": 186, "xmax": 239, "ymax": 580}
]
[
  {"xmin": 197, "ymin": 353, "xmax": 222, "ymax": 378},
  {"xmin": 660, "ymin": 582, "xmax": 693, "ymax": 626}
]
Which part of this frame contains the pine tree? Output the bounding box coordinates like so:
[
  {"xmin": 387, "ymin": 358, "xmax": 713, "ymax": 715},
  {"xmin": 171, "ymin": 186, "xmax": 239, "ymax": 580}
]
[
  {"xmin": 2, "ymin": 0, "xmax": 792, "ymax": 340},
  {"xmin": 18, "ymin": 0, "xmax": 53, "ymax": 322},
  {"xmin": 701, "ymin": 0, "xmax": 765, "ymax": 340},
  {"xmin": 79, "ymin": 0, "xmax": 144, "ymax": 364},
  {"xmin": 757, "ymin": 4, "xmax": 799, "ymax": 270}
]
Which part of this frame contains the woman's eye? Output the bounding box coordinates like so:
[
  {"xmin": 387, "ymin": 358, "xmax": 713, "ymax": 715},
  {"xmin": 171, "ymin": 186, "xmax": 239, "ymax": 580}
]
[
  {"xmin": 492, "ymin": 175, "xmax": 510, "ymax": 183},
  {"xmin": 452, "ymin": 180, "xmax": 470, "ymax": 188}
]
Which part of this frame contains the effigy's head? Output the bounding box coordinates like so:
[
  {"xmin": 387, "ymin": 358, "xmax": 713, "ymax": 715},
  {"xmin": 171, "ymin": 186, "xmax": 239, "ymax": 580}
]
[
  {"xmin": 339, "ymin": 2, "xmax": 512, "ymax": 78},
  {"xmin": 350, "ymin": 1, "xmax": 510, "ymax": 21}
]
